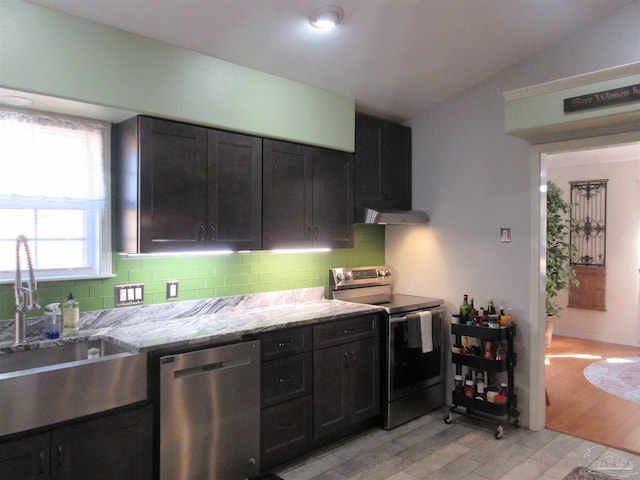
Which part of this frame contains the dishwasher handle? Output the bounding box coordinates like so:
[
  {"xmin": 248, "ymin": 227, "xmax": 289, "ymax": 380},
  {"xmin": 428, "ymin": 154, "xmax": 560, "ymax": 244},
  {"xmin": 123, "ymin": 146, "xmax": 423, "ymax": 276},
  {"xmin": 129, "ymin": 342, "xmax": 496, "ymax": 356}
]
[{"xmin": 171, "ymin": 357, "xmax": 251, "ymax": 379}]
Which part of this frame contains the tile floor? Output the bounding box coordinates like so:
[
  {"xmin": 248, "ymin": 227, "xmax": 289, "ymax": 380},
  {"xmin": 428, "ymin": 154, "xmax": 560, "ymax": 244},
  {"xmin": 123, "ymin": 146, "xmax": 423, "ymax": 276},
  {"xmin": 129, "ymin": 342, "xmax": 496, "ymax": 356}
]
[{"xmin": 274, "ymin": 408, "xmax": 640, "ymax": 480}]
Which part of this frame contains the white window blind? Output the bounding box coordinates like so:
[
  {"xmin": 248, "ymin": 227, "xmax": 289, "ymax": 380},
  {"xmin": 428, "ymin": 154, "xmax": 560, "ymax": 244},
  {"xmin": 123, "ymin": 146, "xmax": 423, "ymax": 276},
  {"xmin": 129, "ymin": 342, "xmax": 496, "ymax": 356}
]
[{"xmin": 0, "ymin": 109, "xmax": 112, "ymax": 282}]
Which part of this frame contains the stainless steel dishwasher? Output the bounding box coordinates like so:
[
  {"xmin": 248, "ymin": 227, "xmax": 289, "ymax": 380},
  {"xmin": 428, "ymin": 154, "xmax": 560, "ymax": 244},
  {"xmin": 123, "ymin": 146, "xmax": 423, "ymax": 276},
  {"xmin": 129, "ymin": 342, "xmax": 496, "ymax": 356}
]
[{"xmin": 160, "ymin": 340, "xmax": 260, "ymax": 480}]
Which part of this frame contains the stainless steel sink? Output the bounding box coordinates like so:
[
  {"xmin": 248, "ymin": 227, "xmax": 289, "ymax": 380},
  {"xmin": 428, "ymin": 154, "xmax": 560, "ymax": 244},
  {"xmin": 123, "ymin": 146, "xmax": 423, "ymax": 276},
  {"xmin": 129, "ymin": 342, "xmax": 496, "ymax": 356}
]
[
  {"xmin": 0, "ymin": 338, "xmax": 131, "ymax": 374},
  {"xmin": 0, "ymin": 338, "xmax": 147, "ymax": 436}
]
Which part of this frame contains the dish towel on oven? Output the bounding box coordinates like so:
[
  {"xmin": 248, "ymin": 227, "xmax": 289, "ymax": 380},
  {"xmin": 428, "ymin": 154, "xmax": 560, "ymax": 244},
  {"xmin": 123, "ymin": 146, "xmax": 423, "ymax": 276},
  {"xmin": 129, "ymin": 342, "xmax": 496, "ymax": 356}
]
[
  {"xmin": 418, "ymin": 311, "xmax": 433, "ymax": 353},
  {"xmin": 406, "ymin": 311, "xmax": 433, "ymax": 353}
]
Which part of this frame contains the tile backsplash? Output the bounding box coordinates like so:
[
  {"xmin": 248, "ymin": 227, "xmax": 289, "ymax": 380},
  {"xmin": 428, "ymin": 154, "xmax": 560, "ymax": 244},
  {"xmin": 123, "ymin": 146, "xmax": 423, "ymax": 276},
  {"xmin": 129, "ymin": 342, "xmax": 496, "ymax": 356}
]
[{"xmin": 0, "ymin": 225, "xmax": 384, "ymax": 320}]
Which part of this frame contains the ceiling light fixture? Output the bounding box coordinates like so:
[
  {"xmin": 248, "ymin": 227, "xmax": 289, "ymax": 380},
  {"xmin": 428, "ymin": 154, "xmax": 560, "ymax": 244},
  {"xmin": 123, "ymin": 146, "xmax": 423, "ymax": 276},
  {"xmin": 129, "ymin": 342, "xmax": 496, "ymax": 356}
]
[{"xmin": 309, "ymin": 5, "xmax": 344, "ymax": 30}]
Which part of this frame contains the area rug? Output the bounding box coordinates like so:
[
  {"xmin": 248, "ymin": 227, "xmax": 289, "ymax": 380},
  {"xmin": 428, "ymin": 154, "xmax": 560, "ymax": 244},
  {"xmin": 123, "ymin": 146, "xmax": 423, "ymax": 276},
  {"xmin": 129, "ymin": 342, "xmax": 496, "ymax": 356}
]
[
  {"xmin": 563, "ymin": 466, "xmax": 619, "ymax": 479},
  {"xmin": 583, "ymin": 357, "xmax": 640, "ymax": 405}
]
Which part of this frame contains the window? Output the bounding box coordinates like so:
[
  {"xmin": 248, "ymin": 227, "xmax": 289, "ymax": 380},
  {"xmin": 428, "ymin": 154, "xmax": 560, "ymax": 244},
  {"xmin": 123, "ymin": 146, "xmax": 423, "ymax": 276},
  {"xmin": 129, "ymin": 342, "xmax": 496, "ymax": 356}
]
[{"xmin": 0, "ymin": 109, "xmax": 112, "ymax": 282}]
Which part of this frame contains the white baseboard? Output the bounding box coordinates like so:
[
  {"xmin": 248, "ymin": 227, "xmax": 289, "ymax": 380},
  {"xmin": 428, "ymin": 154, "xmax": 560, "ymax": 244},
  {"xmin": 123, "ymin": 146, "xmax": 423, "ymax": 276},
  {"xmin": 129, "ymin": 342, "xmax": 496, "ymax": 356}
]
[{"xmin": 552, "ymin": 328, "xmax": 639, "ymax": 347}]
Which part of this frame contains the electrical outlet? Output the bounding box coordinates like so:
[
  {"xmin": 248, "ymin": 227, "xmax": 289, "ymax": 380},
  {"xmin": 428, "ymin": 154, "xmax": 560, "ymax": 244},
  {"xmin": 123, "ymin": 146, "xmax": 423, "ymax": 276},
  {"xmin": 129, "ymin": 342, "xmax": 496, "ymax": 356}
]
[
  {"xmin": 166, "ymin": 281, "xmax": 179, "ymax": 300},
  {"xmin": 115, "ymin": 283, "xmax": 144, "ymax": 306}
]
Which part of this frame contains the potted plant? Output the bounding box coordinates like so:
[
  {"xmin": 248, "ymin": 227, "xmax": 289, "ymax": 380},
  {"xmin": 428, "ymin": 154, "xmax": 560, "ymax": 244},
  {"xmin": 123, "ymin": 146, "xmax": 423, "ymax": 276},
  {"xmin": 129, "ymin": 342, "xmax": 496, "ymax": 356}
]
[{"xmin": 545, "ymin": 180, "xmax": 579, "ymax": 347}]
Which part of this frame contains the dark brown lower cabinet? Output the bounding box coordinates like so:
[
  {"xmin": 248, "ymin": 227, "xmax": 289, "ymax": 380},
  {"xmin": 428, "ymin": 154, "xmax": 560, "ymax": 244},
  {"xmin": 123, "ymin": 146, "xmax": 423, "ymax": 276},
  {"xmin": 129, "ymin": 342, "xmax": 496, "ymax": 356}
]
[
  {"xmin": 0, "ymin": 406, "xmax": 152, "ymax": 480},
  {"xmin": 313, "ymin": 337, "xmax": 380, "ymax": 439},
  {"xmin": 260, "ymin": 316, "xmax": 380, "ymax": 471}
]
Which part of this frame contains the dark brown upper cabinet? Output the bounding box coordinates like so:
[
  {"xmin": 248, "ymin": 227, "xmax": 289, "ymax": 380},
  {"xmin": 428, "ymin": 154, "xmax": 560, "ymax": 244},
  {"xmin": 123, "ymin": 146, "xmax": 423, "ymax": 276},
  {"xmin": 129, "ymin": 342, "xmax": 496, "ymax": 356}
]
[
  {"xmin": 263, "ymin": 139, "xmax": 354, "ymax": 249},
  {"xmin": 114, "ymin": 116, "xmax": 262, "ymax": 253},
  {"xmin": 354, "ymin": 113, "xmax": 412, "ymax": 221},
  {"xmin": 207, "ymin": 129, "xmax": 262, "ymax": 250}
]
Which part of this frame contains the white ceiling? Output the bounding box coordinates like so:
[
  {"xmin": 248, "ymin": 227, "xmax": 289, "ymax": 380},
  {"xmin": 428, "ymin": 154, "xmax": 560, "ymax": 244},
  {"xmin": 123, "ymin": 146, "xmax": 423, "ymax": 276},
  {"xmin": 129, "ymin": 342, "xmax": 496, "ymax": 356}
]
[{"xmin": 25, "ymin": 0, "xmax": 634, "ymax": 122}]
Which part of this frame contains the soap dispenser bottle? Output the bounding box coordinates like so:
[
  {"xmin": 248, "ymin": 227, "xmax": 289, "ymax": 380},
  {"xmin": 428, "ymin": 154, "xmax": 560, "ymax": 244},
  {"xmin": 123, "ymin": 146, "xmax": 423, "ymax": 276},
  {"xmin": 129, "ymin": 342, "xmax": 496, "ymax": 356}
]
[
  {"xmin": 62, "ymin": 293, "xmax": 80, "ymax": 335},
  {"xmin": 44, "ymin": 303, "xmax": 62, "ymax": 339}
]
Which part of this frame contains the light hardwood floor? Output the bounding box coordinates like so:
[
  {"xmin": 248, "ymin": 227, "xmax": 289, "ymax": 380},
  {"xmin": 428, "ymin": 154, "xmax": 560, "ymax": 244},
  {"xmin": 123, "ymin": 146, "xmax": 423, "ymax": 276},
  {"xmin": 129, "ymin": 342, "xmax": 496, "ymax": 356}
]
[{"xmin": 545, "ymin": 335, "xmax": 640, "ymax": 454}]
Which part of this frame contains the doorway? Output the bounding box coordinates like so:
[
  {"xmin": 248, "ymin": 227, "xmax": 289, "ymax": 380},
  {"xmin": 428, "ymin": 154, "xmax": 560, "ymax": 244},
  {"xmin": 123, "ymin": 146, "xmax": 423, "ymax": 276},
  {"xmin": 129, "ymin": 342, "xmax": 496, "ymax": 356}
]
[
  {"xmin": 536, "ymin": 136, "xmax": 640, "ymax": 451},
  {"xmin": 544, "ymin": 142, "xmax": 640, "ymax": 346}
]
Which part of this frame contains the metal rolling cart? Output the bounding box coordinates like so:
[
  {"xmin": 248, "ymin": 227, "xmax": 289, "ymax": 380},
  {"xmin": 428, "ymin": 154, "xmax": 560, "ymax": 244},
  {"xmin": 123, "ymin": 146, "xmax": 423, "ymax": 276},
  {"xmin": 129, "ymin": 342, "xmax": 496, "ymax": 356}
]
[{"xmin": 444, "ymin": 323, "xmax": 520, "ymax": 439}]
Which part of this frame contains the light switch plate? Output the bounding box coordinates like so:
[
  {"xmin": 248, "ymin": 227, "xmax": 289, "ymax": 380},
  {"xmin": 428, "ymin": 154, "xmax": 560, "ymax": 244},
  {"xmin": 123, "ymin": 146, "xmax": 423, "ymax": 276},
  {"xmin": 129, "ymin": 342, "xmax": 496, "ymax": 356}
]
[
  {"xmin": 166, "ymin": 281, "xmax": 179, "ymax": 301},
  {"xmin": 115, "ymin": 283, "xmax": 144, "ymax": 306},
  {"xmin": 500, "ymin": 227, "xmax": 511, "ymax": 243}
]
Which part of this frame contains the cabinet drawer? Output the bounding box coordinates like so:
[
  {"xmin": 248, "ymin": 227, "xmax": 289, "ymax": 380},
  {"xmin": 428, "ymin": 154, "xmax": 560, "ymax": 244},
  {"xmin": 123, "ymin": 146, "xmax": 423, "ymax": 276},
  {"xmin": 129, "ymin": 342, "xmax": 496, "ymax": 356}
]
[
  {"xmin": 261, "ymin": 395, "xmax": 312, "ymax": 469},
  {"xmin": 261, "ymin": 327, "xmax": 312, "ymax": 361},
  {"xmin": 261, "ymin": 352, "xmax": 312, "ymax": 407},
  {"xmin": 313, "ymin": 315, "xmax": 378, "ymax": 349}
]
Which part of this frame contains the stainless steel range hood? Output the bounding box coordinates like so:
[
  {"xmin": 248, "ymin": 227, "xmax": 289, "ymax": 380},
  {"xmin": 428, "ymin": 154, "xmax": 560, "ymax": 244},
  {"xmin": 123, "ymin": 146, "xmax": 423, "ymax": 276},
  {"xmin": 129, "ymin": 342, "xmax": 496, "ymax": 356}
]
[{"xmin": 363, "ymin": 208, "xmax": 429, "ymax": 225}]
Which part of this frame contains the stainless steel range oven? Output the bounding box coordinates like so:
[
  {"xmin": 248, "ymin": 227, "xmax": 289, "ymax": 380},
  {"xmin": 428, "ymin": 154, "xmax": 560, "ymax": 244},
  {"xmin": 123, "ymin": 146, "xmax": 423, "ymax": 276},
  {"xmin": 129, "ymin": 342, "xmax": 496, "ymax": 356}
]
[{"xmin": 330, "ymin": 266, "xmax": 445, "ymax": 429}]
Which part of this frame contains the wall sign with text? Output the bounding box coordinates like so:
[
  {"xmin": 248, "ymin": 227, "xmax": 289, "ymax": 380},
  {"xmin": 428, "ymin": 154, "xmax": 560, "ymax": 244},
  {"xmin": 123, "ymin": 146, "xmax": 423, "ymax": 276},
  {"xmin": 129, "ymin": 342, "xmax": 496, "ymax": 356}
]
[{"xmin": 564, "ymin": 83, "xmax": 640, "ymax": 113}]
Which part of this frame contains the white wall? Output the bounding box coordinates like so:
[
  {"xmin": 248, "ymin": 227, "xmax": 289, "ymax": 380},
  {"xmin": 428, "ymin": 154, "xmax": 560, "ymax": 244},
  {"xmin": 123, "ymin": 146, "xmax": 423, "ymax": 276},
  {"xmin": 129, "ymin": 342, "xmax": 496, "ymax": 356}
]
[
  {"xmin": 548, "ymin": 158, "xmax": 640, "ymax": 346},
  {"xmin": 386, "ymin": 0, "xmax": 640, "ymax": 427}
]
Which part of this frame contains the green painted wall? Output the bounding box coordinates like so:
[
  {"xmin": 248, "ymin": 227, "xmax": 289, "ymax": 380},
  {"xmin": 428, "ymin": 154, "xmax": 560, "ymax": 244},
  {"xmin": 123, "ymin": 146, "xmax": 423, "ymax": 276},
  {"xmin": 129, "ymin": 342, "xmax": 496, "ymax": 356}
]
[
  {"xmin": 0, "ymin": 0, "xmax": 354, "ymax": 151},
  {"xmin": 0, "ymin": 225, "xmax": 384, "ymax": 320},
  {"xmin": 504, "ymin": 66, "xmax": 640, "ymax": 139}
]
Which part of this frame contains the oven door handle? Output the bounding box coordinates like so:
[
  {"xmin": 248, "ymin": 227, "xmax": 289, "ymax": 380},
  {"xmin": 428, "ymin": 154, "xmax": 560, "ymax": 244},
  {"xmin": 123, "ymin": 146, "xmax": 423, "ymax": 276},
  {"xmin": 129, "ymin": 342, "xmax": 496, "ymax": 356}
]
[
  {"xmin": 390, "ymin": 309, "xmax": 444, "ymax": 348},
  {"xmin": 390, "ymin": 308, "xmax": 444, "ymax": 324},
  {"xmin": 390, "ymin": 315, "xmax": 408, "ymax": 324}
]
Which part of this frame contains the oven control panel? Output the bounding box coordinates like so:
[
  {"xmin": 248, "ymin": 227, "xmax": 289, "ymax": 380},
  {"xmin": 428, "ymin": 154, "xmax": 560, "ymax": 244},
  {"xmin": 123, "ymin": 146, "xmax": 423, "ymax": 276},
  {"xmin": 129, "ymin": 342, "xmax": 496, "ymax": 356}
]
[{"xmin": 330, "ymin": 266, "xmax": 391, "ymax": 290}]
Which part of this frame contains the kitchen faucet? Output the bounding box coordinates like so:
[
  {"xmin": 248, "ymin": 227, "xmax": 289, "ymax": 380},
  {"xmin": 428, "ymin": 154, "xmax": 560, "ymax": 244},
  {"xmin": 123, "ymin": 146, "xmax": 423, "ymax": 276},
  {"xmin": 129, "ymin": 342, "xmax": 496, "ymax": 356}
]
[{"xmin": 14, "ymin": 235, "xmax": 39, "ymax": 345}]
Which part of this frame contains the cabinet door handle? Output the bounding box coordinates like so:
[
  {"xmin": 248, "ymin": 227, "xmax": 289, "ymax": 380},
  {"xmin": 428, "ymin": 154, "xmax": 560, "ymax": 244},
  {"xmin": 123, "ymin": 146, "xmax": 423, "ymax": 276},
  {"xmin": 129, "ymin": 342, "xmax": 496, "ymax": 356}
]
[
  {"xmin": 349, "ymin": 351, "xmax": 356, "ymax": 367},
  {"xmin": 209, "ymin": 223, "xmax": 215, "ymax": 241},
  {"xmin": 343, "ymin": 352, "xmax": 349, "ymax": 368},
  {"xmin": 313, "ymin": 225, "xmax": 319, "ymax": 240},
  {"xmin": 278, "ymin": 375, "xmax": 293, "ymax": 383},
  {"xmin": 199, "ymin": 224, "xmax": 206, "ymax": 242},
  {"xmin": 343, "ymin": 328, "xmax": 354, "ymax": 334},
  {"xmin": 277, "ymin": 422, "xmax": 294, "ymax": 429},
  {"xmin": 56, "ymin": 444, "xmax": 63, "ymax": 469},
  {"xmin": 277, "ymin": 340, "xmax": 291, "ymax": 348},
  {"xmin": 305, "ymin": 226, "xmax": 312, "ymax": 241},
  {"xmin": 39, "ymin": 450, "xmax": 46, "ymax": 474}
]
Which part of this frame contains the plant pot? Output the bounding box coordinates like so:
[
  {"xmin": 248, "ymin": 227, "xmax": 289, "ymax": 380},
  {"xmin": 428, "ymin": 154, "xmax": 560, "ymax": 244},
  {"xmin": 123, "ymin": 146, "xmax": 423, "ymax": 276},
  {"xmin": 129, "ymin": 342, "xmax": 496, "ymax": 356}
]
[{"xmin": 545, "ymin": 315, "xmax": 554, "ymax": 349}]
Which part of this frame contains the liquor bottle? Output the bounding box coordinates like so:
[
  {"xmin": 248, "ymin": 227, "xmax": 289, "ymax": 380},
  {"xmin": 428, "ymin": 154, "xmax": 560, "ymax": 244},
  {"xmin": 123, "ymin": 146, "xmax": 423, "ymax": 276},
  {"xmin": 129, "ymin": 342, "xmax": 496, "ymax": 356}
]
[
  {"xmin": 487, "ymin": 299, "xmax": 497, "ymax": 315},
  {"xmin": 459, "ymin": 294, "xmax": 470, "ymax": 323},
  {"xmin": 469, "ymin": 297, "xmax": 478, "ymax": 323}
]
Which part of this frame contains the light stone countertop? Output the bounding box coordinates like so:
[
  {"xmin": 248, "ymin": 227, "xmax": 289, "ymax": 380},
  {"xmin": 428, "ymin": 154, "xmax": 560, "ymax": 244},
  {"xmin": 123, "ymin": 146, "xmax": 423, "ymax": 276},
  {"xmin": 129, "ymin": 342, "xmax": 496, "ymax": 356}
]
[{"xmin": 0, "ymin": 287, "xmax": 384, "ymax": 354}]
